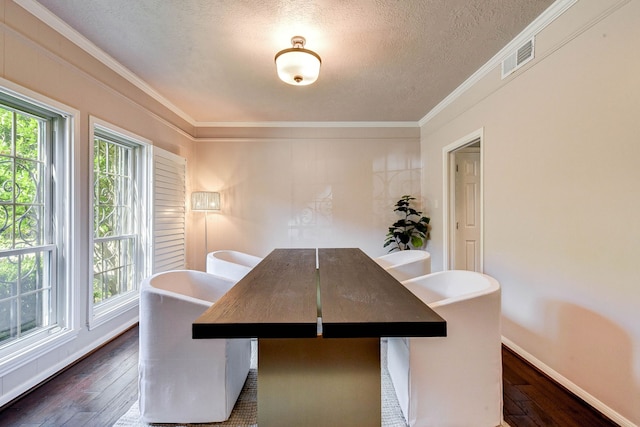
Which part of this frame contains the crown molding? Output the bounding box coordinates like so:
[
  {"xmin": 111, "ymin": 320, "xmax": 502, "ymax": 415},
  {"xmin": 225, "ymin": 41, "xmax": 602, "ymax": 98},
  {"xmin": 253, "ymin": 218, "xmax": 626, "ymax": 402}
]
[
  {"xmin": 13, "ymin": 0, "xmax": 420, "ymax": 131},
  {"xmin": 418, "ymin": 0, "xmax": 578, "ymax": 127},
  {"xmin": 196, "ymin": 121, "xmax": 418, "ymax": 128},
  {"xmin": 14, "ymin": 0, "xmax": 575, "ymax": 131},
  {"xmin": 13, "ymin": 0, "xmax": 196, "ymax": 126}
]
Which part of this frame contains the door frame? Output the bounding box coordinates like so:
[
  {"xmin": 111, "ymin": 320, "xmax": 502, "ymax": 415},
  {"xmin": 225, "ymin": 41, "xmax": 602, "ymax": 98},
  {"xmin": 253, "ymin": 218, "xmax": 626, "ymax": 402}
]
[{"xmin": 442, "ymin": 128, "xmax": 484, "ymax": 272}]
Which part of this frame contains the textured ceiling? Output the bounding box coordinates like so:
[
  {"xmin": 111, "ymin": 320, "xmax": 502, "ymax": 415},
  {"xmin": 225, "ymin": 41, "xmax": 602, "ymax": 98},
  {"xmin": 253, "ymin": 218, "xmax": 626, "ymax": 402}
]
[{"xmin": 34, "ymin": 0, "xmax": 554, "ymax": 124}]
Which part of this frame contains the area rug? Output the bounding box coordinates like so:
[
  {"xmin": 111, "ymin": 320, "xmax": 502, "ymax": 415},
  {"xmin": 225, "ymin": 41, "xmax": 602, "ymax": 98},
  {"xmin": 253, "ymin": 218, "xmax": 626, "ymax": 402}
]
[{"xmin": 114, "ymin": 339, "xmax": 408, "ymax": 427}]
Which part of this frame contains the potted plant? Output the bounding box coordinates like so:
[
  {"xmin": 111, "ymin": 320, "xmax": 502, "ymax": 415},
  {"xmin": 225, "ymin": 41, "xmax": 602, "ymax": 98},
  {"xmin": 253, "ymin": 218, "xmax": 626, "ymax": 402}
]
[{"xmin": 384, "ymin": 195, "xmax": 430, "ymax": 252}]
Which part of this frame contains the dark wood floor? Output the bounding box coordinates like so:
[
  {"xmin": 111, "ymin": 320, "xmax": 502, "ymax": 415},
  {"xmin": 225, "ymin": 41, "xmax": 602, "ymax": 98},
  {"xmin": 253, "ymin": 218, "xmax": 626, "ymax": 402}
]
[
  {"xmin": 0, "ymin": 327, "xmax": 139, "ymax": 427},
  {"xmin": 502, "ymin": 347, "xmax": 618, "ymax": 427},
  {"xmin": 0, "ymin": 325, "xmax": 619, "ymax": 427}
]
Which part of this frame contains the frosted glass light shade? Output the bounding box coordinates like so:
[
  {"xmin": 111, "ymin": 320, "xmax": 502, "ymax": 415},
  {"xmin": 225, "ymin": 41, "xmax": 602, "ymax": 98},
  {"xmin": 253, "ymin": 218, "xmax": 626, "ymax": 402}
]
[
  {"xmin": 191, "ymin": 191, "xmax": 221, "ymax": 211},
  {"xmin": 275, "ymin": 36, "xmax": 321, "ymax": 86}
]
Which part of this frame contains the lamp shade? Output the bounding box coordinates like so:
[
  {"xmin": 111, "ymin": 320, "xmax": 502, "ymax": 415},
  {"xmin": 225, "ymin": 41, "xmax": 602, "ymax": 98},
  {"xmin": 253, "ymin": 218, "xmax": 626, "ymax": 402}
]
[
  {"xmin": 191, "ymin": 191, "xmax": 221, "ymax": 211},
  {"xmin": 275, "ymin": 36, "xmax": 321, "ymax": 86}
]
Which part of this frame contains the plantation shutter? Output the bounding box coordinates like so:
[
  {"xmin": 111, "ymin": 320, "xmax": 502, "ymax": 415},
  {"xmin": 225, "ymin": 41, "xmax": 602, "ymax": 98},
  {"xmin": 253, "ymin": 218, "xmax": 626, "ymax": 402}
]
[{"xmin": 152, "ymin": 148, "xmax": 186, "ymax": 273}]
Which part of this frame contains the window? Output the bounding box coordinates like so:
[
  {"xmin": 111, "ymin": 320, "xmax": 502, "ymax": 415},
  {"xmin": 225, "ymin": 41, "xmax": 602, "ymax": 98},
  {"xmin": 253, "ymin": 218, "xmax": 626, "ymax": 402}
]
[
  {"xmin": 90, "ymin": 120, "xmax": 149, "ymax": 326},
  {"xmin": 0, "ymin": 91, "xmax": 71, "ymax": 359}
]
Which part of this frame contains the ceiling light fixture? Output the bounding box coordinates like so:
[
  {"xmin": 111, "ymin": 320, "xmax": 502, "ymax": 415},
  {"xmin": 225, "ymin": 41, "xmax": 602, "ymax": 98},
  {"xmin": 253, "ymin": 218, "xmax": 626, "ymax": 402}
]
[{"xmin": 274, "ymin": 36, "xmax": 321, "ymax": 86}]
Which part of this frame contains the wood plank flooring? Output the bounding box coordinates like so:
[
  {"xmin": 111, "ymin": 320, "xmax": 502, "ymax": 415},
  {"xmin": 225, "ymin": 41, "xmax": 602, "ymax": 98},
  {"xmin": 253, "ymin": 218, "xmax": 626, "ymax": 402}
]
[
  {"xmin": 0, "ymin": 327, "xmax": 139, "ymax": 427},
  {"xmin": 0, "ymin": 326, "xmax": 619, "ymax": 427},
  {"xmin": 502, "ymin": 347, "xmax": 618, "ymax": 427}
]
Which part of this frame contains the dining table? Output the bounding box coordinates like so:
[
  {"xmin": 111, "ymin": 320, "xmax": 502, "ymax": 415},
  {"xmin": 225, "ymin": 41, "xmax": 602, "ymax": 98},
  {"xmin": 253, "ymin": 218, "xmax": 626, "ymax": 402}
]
[{"xmin": 193, "ymin": 248, "xmax": 446, "ymax": 427}]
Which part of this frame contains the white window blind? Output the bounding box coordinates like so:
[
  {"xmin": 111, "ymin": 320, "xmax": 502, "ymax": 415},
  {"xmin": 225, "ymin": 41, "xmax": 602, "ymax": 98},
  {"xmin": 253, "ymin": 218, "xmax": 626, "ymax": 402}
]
[{"xmin": 152, "ymin": 148, "xmax": 186, "ymax": 273}]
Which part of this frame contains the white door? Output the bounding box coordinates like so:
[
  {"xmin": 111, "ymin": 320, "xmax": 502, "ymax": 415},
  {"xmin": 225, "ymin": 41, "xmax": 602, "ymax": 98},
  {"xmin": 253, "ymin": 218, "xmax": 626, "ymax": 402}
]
[{"xmin": 454, "ymin": 148, "xmax": 481, "ymax": 271}]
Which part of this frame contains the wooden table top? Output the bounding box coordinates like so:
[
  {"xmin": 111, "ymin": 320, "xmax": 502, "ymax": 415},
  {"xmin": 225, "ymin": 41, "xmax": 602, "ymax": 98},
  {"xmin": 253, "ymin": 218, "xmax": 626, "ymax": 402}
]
[
  {"xmin": 193, "ymin": 248, "xmax": 446, "ymax": 339},
  {"xmin": 318, "ymin": 248, "xmax": 445, "ymax": 338},
  {"xmin": 193, "ymin": 248, "xmax": 318, "ymax": 338}
]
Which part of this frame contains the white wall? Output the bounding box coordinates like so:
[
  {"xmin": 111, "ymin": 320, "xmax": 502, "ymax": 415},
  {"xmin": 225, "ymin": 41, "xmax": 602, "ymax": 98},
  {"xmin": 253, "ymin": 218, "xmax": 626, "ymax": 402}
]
[
  {"xmin": 421, "ymin": 0, "xmax": 639, "ymax": 424},
  {"xmin": 0, "ymin": 0, "xmax": 192, "ymax": 406},
  {"xmin": 0, "ymin": 0, "xmax": 421, "ymax": 407},
  {"xmin": 187, "ymin": 132, "xmax": 422, "ymax": 270},
  {"xmin": 4, "ymin": 0, "xmax": 638, "ymax": 424}
]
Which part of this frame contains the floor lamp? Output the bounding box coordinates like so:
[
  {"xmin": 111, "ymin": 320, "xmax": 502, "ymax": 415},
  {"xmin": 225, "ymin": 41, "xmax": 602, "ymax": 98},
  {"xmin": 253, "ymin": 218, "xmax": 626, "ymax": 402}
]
[{"xmin": 191, "ymin": 191, "xmax": 221, "ymax": 256}]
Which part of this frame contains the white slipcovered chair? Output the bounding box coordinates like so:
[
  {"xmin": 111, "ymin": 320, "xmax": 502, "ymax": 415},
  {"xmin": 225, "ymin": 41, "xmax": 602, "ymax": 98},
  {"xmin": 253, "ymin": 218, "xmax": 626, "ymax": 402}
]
[
  {"xmin": 138, "ymin": 270, "xmax": 251, "ymax": 424},
  {"xmin": 374, "ymin": 250, "xmax": 431, "ymax": 281},
  {"xmin": 206, "ymin": 250, "xmax": 263, "ymax": 282},
  {"xmin": 387, "ymin": 270, "xmax": 502, "ymax": 427}
]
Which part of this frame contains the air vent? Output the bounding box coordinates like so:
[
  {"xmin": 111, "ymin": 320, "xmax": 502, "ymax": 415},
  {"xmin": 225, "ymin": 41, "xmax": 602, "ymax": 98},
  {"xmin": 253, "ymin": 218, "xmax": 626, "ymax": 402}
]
[{"xmin": 501, "ymin": 37, "xmax": 535, "ymax": 79}]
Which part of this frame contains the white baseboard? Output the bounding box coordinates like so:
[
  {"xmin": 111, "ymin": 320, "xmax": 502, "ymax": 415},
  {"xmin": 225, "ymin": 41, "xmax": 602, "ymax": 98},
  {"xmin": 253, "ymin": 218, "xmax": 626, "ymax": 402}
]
[
  {"xmin": 0, "ymin": 318, "xmax": 138, "ymax": 408},
  {"xmin": 502, "ymin": 336, "xmax": 636, "ymax": 427}
]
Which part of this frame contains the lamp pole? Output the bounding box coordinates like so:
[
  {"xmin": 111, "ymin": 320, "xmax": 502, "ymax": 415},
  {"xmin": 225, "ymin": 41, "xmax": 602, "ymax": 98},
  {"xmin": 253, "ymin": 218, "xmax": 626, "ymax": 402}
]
[{"xmin": 204, "ymin": 210, "xmax": 210, "ymax": 255}]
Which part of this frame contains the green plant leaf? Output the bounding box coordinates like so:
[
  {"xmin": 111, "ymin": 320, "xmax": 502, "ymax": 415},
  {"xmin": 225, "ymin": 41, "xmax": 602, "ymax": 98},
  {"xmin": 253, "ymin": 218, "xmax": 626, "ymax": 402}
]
[
  {"xmin": 384, "ymin": 195, "xmax": 431, "ymax": 251},
  {"xmin": 415, "ymin": 223, "xmax": 427, "ymax": 233}
]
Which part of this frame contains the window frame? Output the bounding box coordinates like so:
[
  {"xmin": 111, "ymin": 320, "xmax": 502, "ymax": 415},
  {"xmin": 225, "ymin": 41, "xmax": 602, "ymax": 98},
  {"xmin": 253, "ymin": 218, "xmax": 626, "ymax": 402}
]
[
  {"xmin": 88, "ymin": 116, "xmax": 151, "ymax": 330},
  {"xmin": 0, "ymin": 79, "xmax": 78, "ymax": 375}
]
